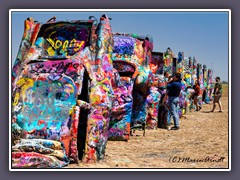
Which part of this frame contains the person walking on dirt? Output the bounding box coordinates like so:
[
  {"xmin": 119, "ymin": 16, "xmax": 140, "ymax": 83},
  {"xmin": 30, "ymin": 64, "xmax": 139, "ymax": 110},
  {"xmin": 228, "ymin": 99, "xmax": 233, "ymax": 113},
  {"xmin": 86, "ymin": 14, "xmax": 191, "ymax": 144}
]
[
  {"xmin": 210, "ymin": 77, "xmax": 223, "ymax": 112},
  {"xmin": 193, "ymin": 80, "xmax": 202, "ymax": 111},
  {"xmin": 166, "ymin": 73, "xmax": 182, "ymax": 130}
]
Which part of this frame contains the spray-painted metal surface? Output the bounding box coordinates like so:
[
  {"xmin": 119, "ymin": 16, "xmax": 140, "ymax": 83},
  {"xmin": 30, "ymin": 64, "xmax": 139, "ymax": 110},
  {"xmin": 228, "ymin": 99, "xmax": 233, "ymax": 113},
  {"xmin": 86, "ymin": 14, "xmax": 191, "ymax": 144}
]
[
  {"xmin": 150, "ymin": 52, "xmax": 164, "ymax": 74},
  {"xmin": 12, "ymin": 18, "xmax": 86, "ymax": 167},
  {"xmin": 197, "ymin": 63, "xmax": 204, "ymax": 106},
  {"xmin": 108, "ymin": 34, "xmax": 138, "ymax": 140},
  {"xmin": 183, "ymin": 57, "xmax": 192, "ymax": 87},
  {"xmin": 12, "ymin": 139, "xmax": 70, "ymax": 168},
  {"xmin": 197, "ymin": 63, "xmax": 204, "ymax": 89},
  {"xmin": 109, "ymin": 33, "xmax": 154, "ymax": 138},
  {"xmin": 11, "ymin": 15, "xmax": 217, "ymax": 168},
  {"xmin": 145, "ymin": 52, "xmax": 164, "ymax": 129},
  {"xmin": 148, "ymin": 51, "xmax": 167, "ymax": 129},
  {"xmin": 202, "ymin": 64, "xmax": 210, "ymax": 103},
  {"xmin": 182, "ymin": 57, "xmax": 194, "ymax": 113},
  {"xmin": 177, "ymin": 52, "xmax": 184, "ymax": 74},
  {"xmin": 203, "ymin": 65, "xmax": 208, "ymax": 89},
  {"xmin": 108, "ymin": 62, "xmax": 135, "ymax": 141},
  {"xmin": 163, "ymin": 47, "xmax": 174, "ymax": 75},
  {"xmin": 12, "ymin": 15, "xmax": 114, "ymax": 167},
  {"xmin": 189, "ymin": 57, "xmax": 193, "ymax": 75},
  {"xmin": 207, "ymin": 69, "xmax": 214, "ymax": 100},
  {"xmin": 175, "ymin": 52, "xmax": 185, "ymax": 117},
  {"xmin": 74, "ymin": 15, "xmax": 114, "ymax": 162},
  {"xmin": 113, "ymin": 33, "xmax": 154, "ymax": 128},
  {"xmin": 191, "ymin": 57, "xmax": 198, "ymax": 85},
  {"xmin": 146, "ymin": 86, "xmax": 161, "ymax": 129}
]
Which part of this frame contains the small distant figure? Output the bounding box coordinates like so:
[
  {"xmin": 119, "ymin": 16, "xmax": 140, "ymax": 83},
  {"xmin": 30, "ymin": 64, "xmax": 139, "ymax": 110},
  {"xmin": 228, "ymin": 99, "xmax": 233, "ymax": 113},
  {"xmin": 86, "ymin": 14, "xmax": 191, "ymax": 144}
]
[
  {"xmin": 210, "ymin": 77, "xmax": 223, "ymax": 112},
  {"xmin": 192, "ymin": 80, "xmax": 202, "ymax": 111}
]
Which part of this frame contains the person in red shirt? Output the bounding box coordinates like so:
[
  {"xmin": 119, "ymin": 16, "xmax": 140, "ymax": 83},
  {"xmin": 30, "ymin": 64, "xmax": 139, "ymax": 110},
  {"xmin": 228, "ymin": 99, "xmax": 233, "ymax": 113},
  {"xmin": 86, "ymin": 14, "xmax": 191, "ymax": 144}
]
[{"xmin": 193, "ymin": 80, "xmax": 202, "ymax": 111}]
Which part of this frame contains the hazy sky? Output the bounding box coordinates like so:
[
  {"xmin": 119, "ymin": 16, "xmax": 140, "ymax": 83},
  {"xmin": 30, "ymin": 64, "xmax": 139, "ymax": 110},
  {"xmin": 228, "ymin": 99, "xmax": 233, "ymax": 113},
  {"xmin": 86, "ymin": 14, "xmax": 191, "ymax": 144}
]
[{"xmin": 10, "ymin": 10, "xmax": 229, "ymax": 81}]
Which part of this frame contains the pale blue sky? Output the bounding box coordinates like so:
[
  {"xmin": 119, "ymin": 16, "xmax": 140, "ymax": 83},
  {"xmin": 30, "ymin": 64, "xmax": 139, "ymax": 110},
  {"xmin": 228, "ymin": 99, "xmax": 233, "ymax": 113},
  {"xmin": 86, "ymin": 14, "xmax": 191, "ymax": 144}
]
[{"xmin": 11, "ymin": 11, "xmax": 229, "ymax": 81}]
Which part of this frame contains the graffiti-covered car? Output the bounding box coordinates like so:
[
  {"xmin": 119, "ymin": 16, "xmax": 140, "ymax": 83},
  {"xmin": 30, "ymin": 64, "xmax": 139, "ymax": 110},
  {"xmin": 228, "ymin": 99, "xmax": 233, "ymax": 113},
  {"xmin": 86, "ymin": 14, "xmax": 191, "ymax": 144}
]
[
  {"xmin": 108, "ymin": 33, "xmax": 155, "ymax": 140},
  {"xmin": 146, "ymin": 51, "xmax": 165, "ymax": 129},
  {"xmin": 12, "ymin": 15, "xmax": 114, "ymax": 168}
]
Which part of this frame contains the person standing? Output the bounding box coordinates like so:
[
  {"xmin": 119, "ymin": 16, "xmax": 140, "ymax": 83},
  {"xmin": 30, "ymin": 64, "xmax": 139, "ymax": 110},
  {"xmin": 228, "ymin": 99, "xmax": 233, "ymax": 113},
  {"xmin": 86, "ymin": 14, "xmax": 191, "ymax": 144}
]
[
  {"xmin": 160, "ymin": 71, "xmax": 173, "ymax": 129},
  {"xmin": 164, "ymin": 71, "xmax": 173, "ymax": 84},
  {"xmin": 210, "ymin": 77, "xmax": 223, "ymax": 112},
  {"xmin": 166, "ymin": 73, "xmax": 182, "ymax": 130},
  {"xmin": 193, "ymin": 80, "xmax": 202, "ymax": 111}
]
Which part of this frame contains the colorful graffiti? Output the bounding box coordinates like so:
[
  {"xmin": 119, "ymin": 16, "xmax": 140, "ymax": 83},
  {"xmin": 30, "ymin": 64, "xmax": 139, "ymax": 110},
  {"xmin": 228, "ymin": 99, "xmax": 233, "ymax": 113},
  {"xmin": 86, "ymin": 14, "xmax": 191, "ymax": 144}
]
[
  {"xmin": 75, "ymin": 15, "xmax": 114, "ymax": 162},
  {"xmin": 208, "ymin": 69, "xmax": 214, "ymax": 100},
  {"xmin": 150, "ymin": 52, "xmax": 164, "ymax": 74},
  {"xmin": 12, "ymin": 15, "xmax": 114, "ymax": 167},
  {"xmin": 191, "ymin": 57, "xmax": 198, "ymax": 86},
  {"xmin": 109, "ymin": 64, "xmax": 135, "ymax": 141},
  {"xmin": 163, "ymin": 47, "xmax": 174, "ymax": 75},
  {"xmin": 12, "ymin": 139, "xmax": 69, "ymax": 168},
  {"xmin": 146, "ymin": 86, "xmax": 161, "ymax": 129},
  {"xmin": 36, "ymin": 21, "xmax": 91, "ymax": 57},
  {"xmin": 175, "ymin": 53, "xmax": 186, "ymax": 118},
  {"xmin": 197, "ymin": 63, "xmax": 204, "ymax": 90},
  {"xmin": 131, "ymin": 39, "xmax": 153, "ymax": 128},
  {"xmin": 12, "ymin": 59, "xmax": 83, "ymax": 166},
  {"xmin": 197, "ymin": 63, "xmax": 204, "ymax": 106},
  {"xmin": 202, "ymin": 64, "xmax": 210, "ymax": 103},
  {"xmin": 177, "ymin": 52, "xmax": 184, "ymax": 74},
  {"xmin": 111, "ymin": 33, "xmax": 154, "ymax": 135},
  {"xmin": 146, "ymin": 52, "xmax": 165, "ymax": 129},
  {"xmin": 113, "ymin": 35, "xmax": 135, "ymax": 55},
  {"xmin": 183, "ymin": 57, "xmax": 192, "ymax": 87},
  {"xmin": 12, "ymin": 15, "xmax": 216, "ymax": 169},
  {"xmin": 203, "ymin": 64, "xmax": 208, "ymax": 89}
]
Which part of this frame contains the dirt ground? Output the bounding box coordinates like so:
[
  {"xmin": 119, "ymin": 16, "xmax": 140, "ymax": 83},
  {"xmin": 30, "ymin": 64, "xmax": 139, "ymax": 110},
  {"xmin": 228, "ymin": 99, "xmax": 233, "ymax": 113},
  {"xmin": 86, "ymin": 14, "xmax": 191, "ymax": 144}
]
[{"xmin": 67, "ymin": 85, "xmax": 229, "ymax": 169}]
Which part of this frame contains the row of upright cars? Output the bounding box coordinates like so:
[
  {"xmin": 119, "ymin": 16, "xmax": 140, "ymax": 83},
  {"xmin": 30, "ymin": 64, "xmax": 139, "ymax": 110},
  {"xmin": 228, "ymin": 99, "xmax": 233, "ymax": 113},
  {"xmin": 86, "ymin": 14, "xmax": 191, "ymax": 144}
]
[{"xmin": 11, "ymin": 15, "xmax": 214, "ymax": 168}]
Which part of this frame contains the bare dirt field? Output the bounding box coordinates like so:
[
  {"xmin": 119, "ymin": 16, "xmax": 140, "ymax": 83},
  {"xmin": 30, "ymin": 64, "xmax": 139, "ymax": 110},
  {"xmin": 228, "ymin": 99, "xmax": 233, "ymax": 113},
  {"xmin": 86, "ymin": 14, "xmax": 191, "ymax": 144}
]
[{"xmin": 68, "ymin": 85, "xmax": 229, "ymax": 169}]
